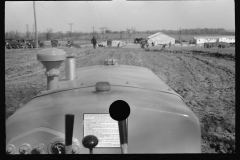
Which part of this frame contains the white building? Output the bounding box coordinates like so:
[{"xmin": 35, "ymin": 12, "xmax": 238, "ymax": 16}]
[
  {"xmin": 194, "ymin": 36, "xmax": 235, "ymax": 44},
  {"xmin": 147, "ymin": 32, "xmax": 175, "ymax": 46},
  {"xmin": 193, "ymin": 37, "xmax": 208, "ymax": 44},
  {"xmin": 219, "ymin": 36, "xmax": 235, "ymax": 43}
]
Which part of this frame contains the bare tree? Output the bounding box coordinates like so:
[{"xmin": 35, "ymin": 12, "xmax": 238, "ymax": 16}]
[
  {"xmin": 59, "ymin": 31, "xmax": 64, "ymax": 40},
  {"xmin": 119, "ymin": 31, "xmax": 123, "ymax": 39},
  {"xmin": 38, "ymin": 31, "xmax": 45, "ymax": 41},
  {"xmin": 73, "ymin": 31, "xmax": 82, "ymax": 40},
  {"xmin": 45, "ymin": 28, "xmax": 53, "ymax": 40},
  {"xmin": 14, "ymin": 30, "xmax": 20, "ymax": 39},
  {"xmin": 55, "ymin": 31, "xmax": 63, "ymax": 40},
  {"xmin": 26, "ymin": 24, "xmax": 31, "ymax": 40},
  {"xmin": 7, "ymin": 30, "xmax": 16, "ymax": 39},
  {"xmin": 66, "ymin": 31, "xmax": 71, "ymax": 41},
  {"xmin": 127, "ymin": 29, "xmax": 132, "ymax": 39}
]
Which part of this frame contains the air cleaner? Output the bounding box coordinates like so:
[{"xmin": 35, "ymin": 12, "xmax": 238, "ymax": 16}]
[{"xmin": 37, "ymin": 48, "xmax": 66, "ymax": 90}]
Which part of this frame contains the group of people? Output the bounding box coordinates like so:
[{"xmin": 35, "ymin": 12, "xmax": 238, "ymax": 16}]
[
  {"xmin": 91, "ymin": 36, "xmax": 172, "ymax": 51},
  {"xmin": 140, "ymin": 39, "xmax": 172, "ymax": 51}
]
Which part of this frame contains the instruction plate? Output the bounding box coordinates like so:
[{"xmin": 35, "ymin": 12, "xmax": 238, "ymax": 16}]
[{"xmin": 83, "ymin": 114, "xmax": 120, "ymax": 148}]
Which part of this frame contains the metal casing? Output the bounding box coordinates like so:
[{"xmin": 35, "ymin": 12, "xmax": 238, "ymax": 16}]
[
  {"xmin": 37, "ymin": 48, "xmax": 66, "ymax": 90},
  {"xmin": 6, "ymin": 65, "xmax": 201, "ymax": 153},
  {"xmin": 37, "ymin": 48, "xmax": 66, "ymax": 61},
  {"xmin": 65, "ymin": 56, "xmax": 77, "ymax": 80}
]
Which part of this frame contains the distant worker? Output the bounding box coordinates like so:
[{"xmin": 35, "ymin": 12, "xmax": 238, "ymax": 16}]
[
  {"xmin": 140, "ymin": 40, "xmax": 145, "ymax": 49},
  {"xmin": 141, "ymin": 39, "xmax": 148, "ymax": 50},
  {"xmin": 91, "ymin": 36, "xmax": 97, "ymax": 49},
  {"xmin": 152, "ymin": 42, "xmax": 154, "ymax": 46},
  {"xmin": 145, "ymin": 41, "xmax": 150, "ymax": 51},
  {"xmin": 169, "ymin": 42, "xmax": 171, "ymax": 48},
  {"xmin": 161, "ymin": 44, "xmax": 166, "ymax": 51}
]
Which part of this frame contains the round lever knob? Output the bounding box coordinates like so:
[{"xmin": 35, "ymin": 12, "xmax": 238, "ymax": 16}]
[{"xmin": 82, "ymin": 135, "xmax": 99, "ymax": 153}]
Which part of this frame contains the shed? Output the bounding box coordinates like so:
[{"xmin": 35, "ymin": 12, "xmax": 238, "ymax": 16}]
[
  {"xmin": 194, "ymin": 36, "xmax": 235, "ymax": 44},
  {"xmin": 193, "ymin": 37, "xmax": 208, "ymax": 44},
  {"xmin": 219, "ymin": 36, "xmax": 235, "ymax": 43},
  {"xmin": 147, "ymin": 32, "xmax": 175, "ymax": 46}
]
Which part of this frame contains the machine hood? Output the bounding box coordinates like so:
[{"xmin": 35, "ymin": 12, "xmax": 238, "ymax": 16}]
[{"xmin": 6, "ymin": 65, "xmax": 201, "ymax": 153}]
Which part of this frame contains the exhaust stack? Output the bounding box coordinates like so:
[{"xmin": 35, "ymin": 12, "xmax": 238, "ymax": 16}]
[
  {"xmin": 65, "ymin": 56, "xmax": 77, "ymax": 80},
  {"xmin": 37, "ymin": 48, "xmax": 66, "ymax": 90}
]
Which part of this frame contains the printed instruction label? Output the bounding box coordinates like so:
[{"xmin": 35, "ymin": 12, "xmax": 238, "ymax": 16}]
[{"xmin": 83, "ymin": 114, "xmax": 120, "ymax": 147}]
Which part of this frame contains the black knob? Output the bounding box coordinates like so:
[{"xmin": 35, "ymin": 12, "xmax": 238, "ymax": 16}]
[{"xmin": 82, "ymin": 135, "xmax": 98, "ymax": 154}]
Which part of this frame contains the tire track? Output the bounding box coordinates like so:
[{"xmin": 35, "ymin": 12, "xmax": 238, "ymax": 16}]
[{"xmin": 5, "ymin": 47, "xmax": 235, "ymax": 153}]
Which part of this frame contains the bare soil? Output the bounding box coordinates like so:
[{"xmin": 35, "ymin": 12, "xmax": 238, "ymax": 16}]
[{"xmin": 5, "ymin": 44, "xmax": 235, "ymax": 153}]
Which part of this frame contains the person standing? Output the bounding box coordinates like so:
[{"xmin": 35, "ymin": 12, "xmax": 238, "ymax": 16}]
[
  {"xmin": 169, "ymin": 42, "xmax": 171, "ymax": 48},
  {"xmin": 161, "ymin": 44, "xmax": 166, "ymax": 51},
  {"xmin": 91, "ymin": 36, "xmax": 97, "ymax": 49},
  {"xmin": 145, "ymin": 40, "xmax": 149, "ymax": 51},
  {"xmin": 140, "ymin": 40, "xmax": 145, "ymax": 49}
]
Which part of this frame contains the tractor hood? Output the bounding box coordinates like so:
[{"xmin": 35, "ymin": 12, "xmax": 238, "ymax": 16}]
[{"xmin": 6, "ymin": 65, "xmax": 201, "ymax": 153}]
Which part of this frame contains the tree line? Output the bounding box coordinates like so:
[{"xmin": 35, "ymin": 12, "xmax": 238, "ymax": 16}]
[{"xmin": 5, "ymin": 28, "xmax": 234, "ymax": 40}]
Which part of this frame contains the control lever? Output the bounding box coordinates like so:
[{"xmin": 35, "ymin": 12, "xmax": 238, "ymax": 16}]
[
  {"xmin": 118, "ymin": 119, "xmax": 128, "ymax": 154},
  {"xmin": 65, "ymin": 114, "xmax": 74, "ymax": 154},
  {"xmin": 82, "ymin": 135, "xmax": 99, "ymax": 154}
]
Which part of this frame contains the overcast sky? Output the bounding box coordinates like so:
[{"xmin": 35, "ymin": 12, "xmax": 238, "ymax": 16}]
[{"xmin": 5, "ymin": 0, "xmax": 235, "ymax": 33}]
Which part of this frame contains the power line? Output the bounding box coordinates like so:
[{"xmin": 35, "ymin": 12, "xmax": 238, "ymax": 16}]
[
  {"xmin": 36, "ymin": 2, "xmax": 70, "ymax": 24},
  {"xmin": 54, "ymin": 2, "xmax": 93, "ymax": 28},
  {"xmin": 37, "ymin": 2, "xmax": 89, "ymax": 30}
]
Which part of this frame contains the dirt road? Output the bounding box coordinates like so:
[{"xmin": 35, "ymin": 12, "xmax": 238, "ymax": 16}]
[{"xmin": 5, "ymin": 46, "xmax": 235, "ymax": 153}]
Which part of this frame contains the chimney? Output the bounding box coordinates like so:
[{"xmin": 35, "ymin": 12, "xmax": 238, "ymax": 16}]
[{"xmin": 37, "ymin": 48, "xmax": 66, "ymax": 90}]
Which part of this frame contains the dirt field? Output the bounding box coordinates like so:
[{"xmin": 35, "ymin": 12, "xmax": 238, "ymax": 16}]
[{"xmin": 5, "ymin": 44, "xmax": 235, "ymax": 153}]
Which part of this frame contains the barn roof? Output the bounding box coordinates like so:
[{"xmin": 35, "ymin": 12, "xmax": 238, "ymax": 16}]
[{"xmin": 148, "ymin": 32, "xmax": 175, "ymax": 39}]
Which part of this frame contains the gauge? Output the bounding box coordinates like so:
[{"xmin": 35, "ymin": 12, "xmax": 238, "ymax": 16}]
[
  {"xmin": 51, "ymin": 142, "xmax": 65, "ymax": 154},
  {"xmin": 48, "ymin": 137, "xmax": 65, "ymax": 154},
  {"xmin": 48, "ymin": 137, "xmax": 81, "ymax": 154}
]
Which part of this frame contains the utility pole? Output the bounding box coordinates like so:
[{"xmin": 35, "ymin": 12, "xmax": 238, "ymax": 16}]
[
  {"xmin": 26, "ymin": 24, "xmax": 29, "ymax": 40},
  {"xmin": 33, "ymin": 24, "xmax": 35, "ymax": 34},
  {"xmin": 103, "ymin": 27, "xmax": 107, "ymax": 40},
  {"xmin": 33, "ymin": 1, "xmax": 38, "ymax": 48},
  {"xmin": 99, "ymin": 27, "xmax": 104, "ymax": 40},
  {"xmin": 99, "ymin": 27, "xmax": 107, "ymax": 41},
  {"xmin": 179, "ymin": 28, "xmax": 181, "ymax": 42},
  {"xmin": 69, "ymin": 23, "xmax": 74, "ymax": 39}
]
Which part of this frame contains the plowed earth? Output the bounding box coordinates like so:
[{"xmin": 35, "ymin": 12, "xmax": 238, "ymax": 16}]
[{"xmin": 5, "ymin": 44, "xmax": 235, "ymax": 153}]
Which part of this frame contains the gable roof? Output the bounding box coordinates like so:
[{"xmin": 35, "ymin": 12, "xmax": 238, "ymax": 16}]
[
  {"xmin": 148, "ymin": 32, "xmax": 163, "ymax": 39},
  {"xmin": 148, "ymin": 32, "xmax": 175, "ymax": 39}
]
